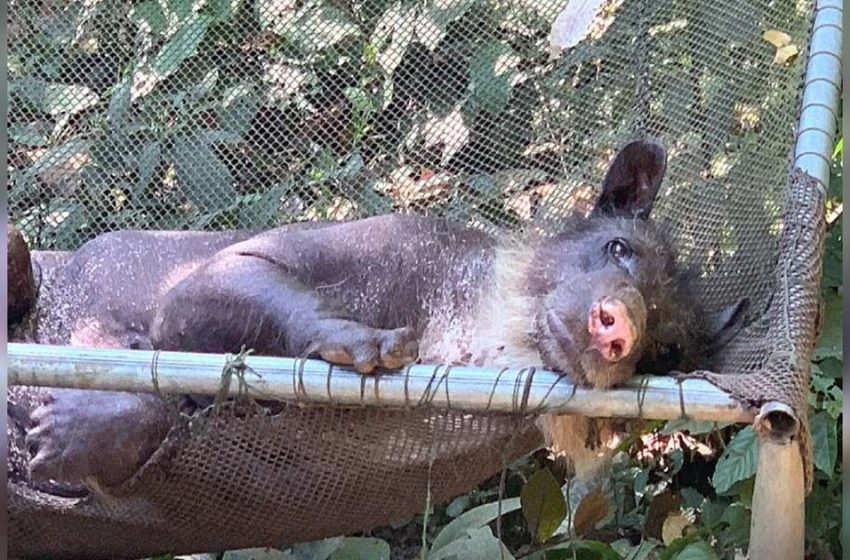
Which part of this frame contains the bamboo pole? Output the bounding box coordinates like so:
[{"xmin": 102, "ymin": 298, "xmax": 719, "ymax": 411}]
[
  {"xmin": 7, "ymin": 343, "xmax": 755, "ymax": 422},
  {"xmin": 748, "ymin": 1, "xmax": 843, "ymax": 558}
]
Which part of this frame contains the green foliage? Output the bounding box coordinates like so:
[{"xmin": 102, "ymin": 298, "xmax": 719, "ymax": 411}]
[
  {"xmin": 710, "ymin": 426, "xmax": 758, "ymax": 495},
  {"xmin": 10, "ymin": 0, "xmax": 811, "ymax": 250},
  {"xmin": 520, "ymin": 468, "xmax": 567, "ymax": 543}
]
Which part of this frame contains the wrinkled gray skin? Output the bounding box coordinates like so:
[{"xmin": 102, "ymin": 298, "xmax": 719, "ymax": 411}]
[{"xmin": 8, "ymin": 139, "xmax": 748, "ymax": 493}]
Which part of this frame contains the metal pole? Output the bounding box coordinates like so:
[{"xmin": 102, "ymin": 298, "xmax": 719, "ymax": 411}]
[
  {"xmin": 7, "ymin": 343, "xmax": 755, "ymax": 422},
  {"xmin": 750, "ymin": 1, "xmax": 842, "ymax": 558}
]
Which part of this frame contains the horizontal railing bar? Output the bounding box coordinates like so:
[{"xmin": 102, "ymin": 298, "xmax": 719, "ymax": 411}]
[{"xmin": 8, "ymin": 343, "xmax": 756, "ymax": 423}]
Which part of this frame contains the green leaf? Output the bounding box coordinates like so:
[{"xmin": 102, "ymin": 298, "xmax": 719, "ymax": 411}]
[
  {"xmin": 521, "ymin": 468, "xmax": 567, "ymax": 543},
  {"xmin": 470, "ymin": 41, "xmax": 521, "ymax": 114},
  {"xmin": 810, "ymin": 410, "xmax": 837, "ymax": 476},
  {"xmin": 14, "ymin": 79, "xmax": 99, "ymax": 117},
  {"xmin": 108, "ymin": 78, "xmax": 132, "ymax": 130},
  {"xmin": 816, "ymin": 357, "xmax": 842, "ymax": 379},
  {"xmin": 679, "ymin": 488, "xmax": 704, "ymax": 510},
  {"xmin": 166, "ymin": 0, "xmax": 195, "ymax": 23},
  {"xmin": 611, "ymin": 539, "xmax": 659, "ymax": 560},
  {"xmin": 715, "ymin": 504, "xmax": 750, "ymax": 550},
  {"xmin": 445, "ymin": 495, "xmax": 472, "ymax": 518},
  {"xmin": 280, "ymin": 5, "xmax": 360, "ymax": 52},
  {"xmin": 204, "ymin": 0, "xmax": 242, "ymax": 21},
  {"xmin": 467, "ymin": 174, "xmax": 499, "ymax": 196},
  {"xmin": 711, "ymin": 426, "xmax": 758, "ymax": 495},
  {"xmin": 814, "ymin": 288, "xmax": 842, "ymax": 360},
  {"xmin": 236, "ymin": 184, "xmax": 288, "ymax": 229},
  {"xmin": 170, "ymin": 134, "xmax": 234, "ymax": 211},
  {"xmin": 26, "ymin": 137, "xmax": 91, "ymax": 179},
  {"xmin": 9, "ymin": 122, "xmax": 52, "ymax": 146},
  {"xmin": 371, "ymin": 2, "xmax": 417, "ymax": 75},
  {"xmin": 824, "ymin": 386, "xmax": 843, "ymax": 419},
  {"xmin": 283, "ymin": 537, "xmax": 343, "ymax": 560},
  {"xmin": 429, "ymin": 527, "xmax": 514, "ymax": 560},
  {"xmin": 659, "ymin": 535, "xmax": 696, "ymax": 560},
  {"xmin": 129, "ymin": 0, "xmax": 168, "ymax": 35},
  {"xmin": 136, "ymin": 141, "xmax": 162, "ymax": 193},
  {"xmin": 223, "ymin": 548, "xmax": 290, "ymax": 560},
  {"xmin": 669, "ymin": 541, "xmax": 719, "ymax": 560},
  {"xmin": 38, "ymin": 199, "xmax": 88, "ymax": 248},
  {"xmin": 190, "ymin": 67, "xmax": 219, "ymax": 101},
  {"xmin": 152, "ymin": 16, "xmax": 211, "ymax": 76},
  {"xmin": 821, "ymin": 226, "xmax": 841, "ymax": 288},
  {"xmin": 216, "ymin": 84, "xmax": 259, "ymax": 139},
  {"xmin": 327, "ymin": 538, "xmax": 390, "ymax": 560},
  {"xmin": 430, "ymin": 497, "xmax": 521, "ymax": 554}
]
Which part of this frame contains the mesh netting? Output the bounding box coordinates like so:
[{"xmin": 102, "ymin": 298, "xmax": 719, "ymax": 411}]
[{"xmin": 8, "ymin": 0, "xmax": 826, "ymax": 557}]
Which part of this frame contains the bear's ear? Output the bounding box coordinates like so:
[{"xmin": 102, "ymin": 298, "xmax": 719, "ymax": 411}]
[{"xmin": 591, "ymin": 139, "xmax": 668, "ymax": 220}]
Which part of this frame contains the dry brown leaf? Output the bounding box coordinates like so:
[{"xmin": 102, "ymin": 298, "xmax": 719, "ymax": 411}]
[
  {"xmin": 762, "ymin": 29, "xmax": 792, "ymax": 48},
  {"xmin": 661, "ymin": 514, "xmax": 692, "ymax": 546},
  {"xmin": 774, "ymin": 44, "xmax": 799, "ymax": 65},
  {"xmin": 573, "ymin": 486, "xmax": 609, "ymax": 537}
]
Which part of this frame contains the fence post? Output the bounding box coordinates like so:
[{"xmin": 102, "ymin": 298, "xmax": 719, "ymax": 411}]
[{"xmin": 747, "ymin": 403, "xmax": 805, "ymax": 559}]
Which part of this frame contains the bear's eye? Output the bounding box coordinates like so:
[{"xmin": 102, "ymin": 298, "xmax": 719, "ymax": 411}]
[{"xmin": 606, "ymin": 238, "xmax": 632, "ymax": 262}]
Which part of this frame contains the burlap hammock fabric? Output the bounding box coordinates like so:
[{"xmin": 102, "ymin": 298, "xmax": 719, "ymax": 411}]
[{"xmin": 7, "ymin": 0, "xmax": 832, "ymax": 557}]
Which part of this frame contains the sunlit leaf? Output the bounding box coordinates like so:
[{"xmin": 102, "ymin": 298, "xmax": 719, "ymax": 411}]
[
  {"xmin": 279, "ymin": 5, "xmax": 360, "ymax": 52},
  {"xmin": 662, "ymin": 514, "xmax": 691, "ymax": 546},
  {"xmin": 548, "ymin": 0, "xmax": 606, "ymax": 58},
  {"xmin": 429, "ymin": 526, "xmax": 515, "ymax": 560},
  {"xmin": 371, "ymin": 2, "xmax": 417, "ymax": 76},
  {"xmin": 152, "ymin": 16, "xmax": 211, "ymax": 76},
  {"xmin": 774, "ymin": 44, "xmax": 799, "ymax": 65},
  {"xmin": 430, "ymin": 497, "xmax": 521, "ymax": 554},
  {"xmin": 762, "ymin": 29, "xmax": 792, "ymax": 48}
]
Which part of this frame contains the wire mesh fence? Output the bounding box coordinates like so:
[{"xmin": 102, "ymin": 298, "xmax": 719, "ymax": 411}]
[
  {"xmin": 7, "ymin": 0, "xmax": 825, "ymax": 557},
  {"xmin": 9, "ymin": 0, "xmax": 811, "ymax": 313}
]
